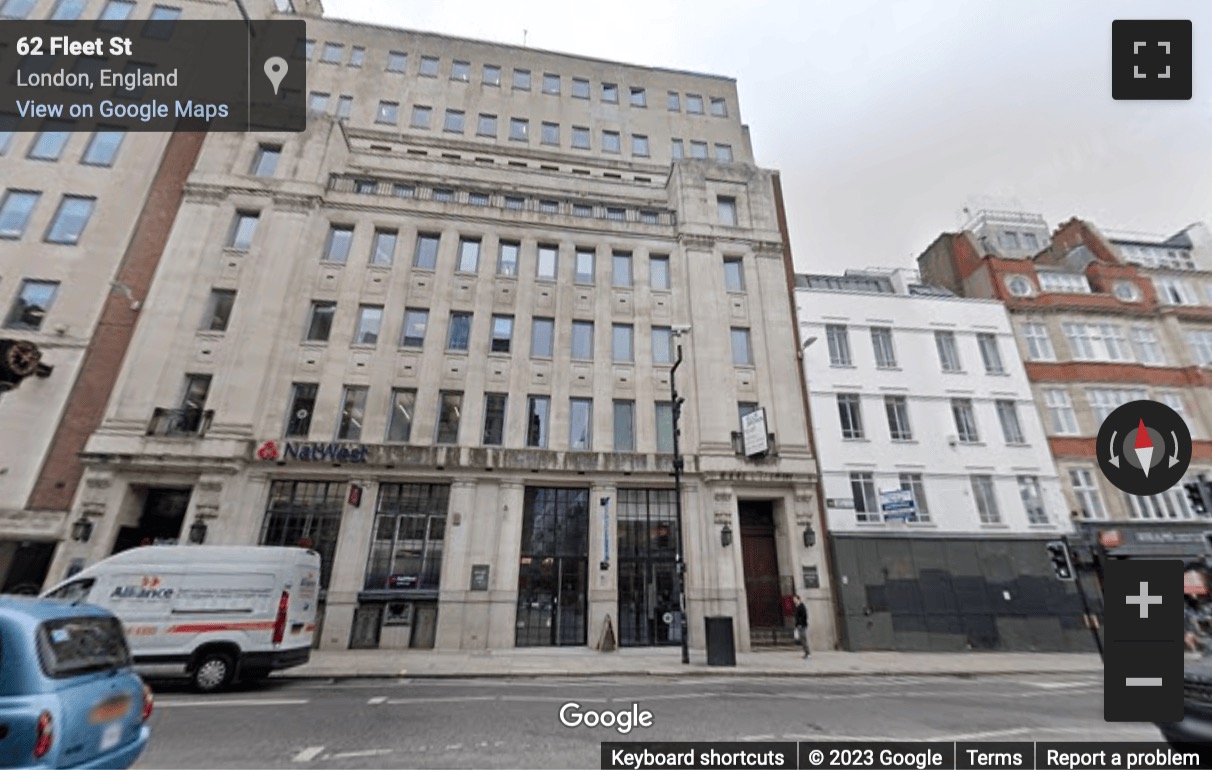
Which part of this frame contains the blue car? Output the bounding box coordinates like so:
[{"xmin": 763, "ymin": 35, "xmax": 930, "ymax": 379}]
[{"xmin": 0, "ymin": 597, "xmax": 152, "ymax": 769}]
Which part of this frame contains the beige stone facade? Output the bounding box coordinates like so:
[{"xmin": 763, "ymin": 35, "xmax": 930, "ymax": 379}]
[{"xmin": 46, "ymin": 7, "xmax": 829, "ymax": 653}]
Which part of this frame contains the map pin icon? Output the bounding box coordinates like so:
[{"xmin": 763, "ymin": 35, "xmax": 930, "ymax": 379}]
[{"xmin": 264, "ymin": 56, "xmax": 288, "ymax": 95}]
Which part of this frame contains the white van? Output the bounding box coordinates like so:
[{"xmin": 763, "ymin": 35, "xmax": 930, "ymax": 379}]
[{"xmin": 42, "ymin": 545, "xmax": 321, "ymax": 692}]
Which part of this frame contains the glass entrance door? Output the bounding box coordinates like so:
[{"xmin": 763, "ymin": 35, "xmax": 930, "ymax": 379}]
[
  {"xmin": 617, "ymin": 489, "xmax": 679, "ymax": 646},
  {"xmin": 516, "ymin": 488, "xmax": 589, "ymax": 646}
]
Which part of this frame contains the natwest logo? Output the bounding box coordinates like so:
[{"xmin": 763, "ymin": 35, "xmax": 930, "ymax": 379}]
[{"xmin": 256, "ymin": 440, "xmax": 370, "ymax": 464}]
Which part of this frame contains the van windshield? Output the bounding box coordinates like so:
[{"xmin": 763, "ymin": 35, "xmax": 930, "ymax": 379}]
[
  {"xmin": 44, "ymin": 578, "xmax": 94, "ymax": 604},
  {"xmin": 36, "ymin": 616, "xmax": 131, "ymax": 678}
]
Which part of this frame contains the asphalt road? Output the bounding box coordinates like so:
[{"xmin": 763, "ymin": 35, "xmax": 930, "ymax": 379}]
[{"xmin": 133, "ymin": 672, "xmax": 1158, "ymax": 769}]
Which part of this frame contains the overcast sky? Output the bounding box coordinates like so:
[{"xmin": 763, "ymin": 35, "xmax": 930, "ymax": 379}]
[{"xmin": 324, "ymin": 0, "xmax": 1211, "ymax": 274}]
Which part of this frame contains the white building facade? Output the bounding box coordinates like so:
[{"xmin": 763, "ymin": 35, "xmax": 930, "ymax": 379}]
[{"xmin": 797, "ymin": 269, "xmax": 1083, "ymax": 652}]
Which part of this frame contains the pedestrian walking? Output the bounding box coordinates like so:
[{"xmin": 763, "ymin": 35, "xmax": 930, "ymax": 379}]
[{"xmin": 792, "ymin": 594, "xmax": 810, "ymax": 658}]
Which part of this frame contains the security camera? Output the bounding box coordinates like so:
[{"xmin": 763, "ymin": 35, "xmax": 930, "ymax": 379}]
[{"xmin": 671, "ymin": 324, "xmax": 692, "ymax": 334}]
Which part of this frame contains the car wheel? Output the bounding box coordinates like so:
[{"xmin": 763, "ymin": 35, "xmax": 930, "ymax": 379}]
[{"xmin": 192, "ymin": 652, "xmax": 234, "ymax": 693}]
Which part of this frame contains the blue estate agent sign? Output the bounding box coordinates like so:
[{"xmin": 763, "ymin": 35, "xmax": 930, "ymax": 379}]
[
  {"xmin": 257, "ymin": 440, "xmax": 369, "ymax": 463},
  {"xmin": 880, "ymin": 489, "xmax": 916, "ymax": 521}
]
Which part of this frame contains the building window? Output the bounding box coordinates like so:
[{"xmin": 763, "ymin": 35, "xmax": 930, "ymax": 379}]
[
  {"xmin": 97, "ymin": 0, "xmax": 134, "ymax": 25},
  {"xmin": 537, "ymin": 244, "xmax": 558, "ymax": 280},
  {"xmin": 1156, "ymin": 277, "xmax": 1197, "ymax": 305},
  {"xmin": 531, "ymin": 318, "xmax": 554, "ymax": 358},
  {"xmin": 260, "ymin": 481, "xmax": 345, "ymax": 589},
  {"xmin": 542, "ymin": 200, "xmax": 561, "ymax": 214},
  {"xmin": 571, "ymin": 126, "xmax": 590, "ymax": 149},
  {"xmin": 1043, "ymin": 388, "xmax": 1079, "ymax": 435},
  {"xmin": 629, "ymin": 87, "xmax": 647, "ymax": 107},
  {"xmin": 1130, "ymin": 325, "xmax": 1165, "ymax": 364},
  {"xmin": 571, "ymin": 321, "xmax": 594, "ymax": 360},
  {"xmin": 690, "ymin": 141, "xmax": 708, "ymax": 159},
  {"xmin": 572, "ymin": 204, "xmax": 592, "ymax": 217},
  {"xmin": 526, "ymin": 396, "xmax": 550, "ymax": 448},
  {"xmin": 851, "ymin": 472, "xmax": 878, "ymax": 522},
  {"xmin": 667, "ymin": 91, "xmax": 680, "ymax": 111},
  {"xmin": 512, "ymin": 69, "xmax": 531, "ymax": 90},
  {"xmin": 731, "ymin": 327, "xmax": 753, "ymax": 366},
  {"xmin": 613, "ymin": 401, "xmax": 636, "ymax": 451},
  {"xmin": 510, "ymin": 118, "xmax": 529, "ymax": 142},
  {"xmin": 435, "ymin": 392, "xmax": 462, "ymax": 443},
  {"xmin": 898, "ymin": 474, "xmax": 930, "ymax": 522},
  {"xmin": 393, "ymin": 183, "xmax": 415, "ymax": 198},
  {"xmin": 710, "ymin": 97, "xmax": 728, "ymax": 117},
  {"xmin": 951, "ymin": 398, "xmax": 979, "ymax": 443},
  {"xmin": 51, "ymin": 0, "xmax": 87, "ymax": 19},
  {"xmin": 444, "ymin": 109, "xmax": 465, "ymax": 133},
  {"xmin": 28, "ymin": 120, "xmax": 73, "ymax": 160},
  {"xmin": 1062, "ymin": 322, "xmax": 1133, "ymax": 362},
  {"xmin": 1188, "ymin": 330, "xmax": 1212, "ymax": 366},
  {"xmin": 686, "ymin": 94, "xmax": 704, "ymax": 114},
  {"xmin": 490, "ymin": 315, "xmax": 514, "ymax": 353},
  {"xmin": 401, "ymin": 309, "xmax": 427, "ymax": 348},
  {"xmin": 571, "ymin": 77, "xmax": 589, "ymax": 98},
  {"xmin": 603, "ymin": 131, "xmax": 621, "ymax": 154},
  {"xmin": 0, "ymin": 114, "xmax": 15, "ymax": 156},
  {"xmin": 482, "ymin": 64, "xmax": 501, "ymax": 85},
  {"xmin": 1124, "ymin": 488, "xmax": 1193, "ymax": 520},
  {"xmin": 385, "ymin": 388, "xmax": 416, "ymax": 443},
  {"xmin": 870, "ymin": 327, "xmax": 896, "ymax": 368},
  {"xmin": 347, "ymin": 46, "xmax": 364, "ymax": 67},
  {"xmin": 45, "ymin": 195, "xmax": 95, "ymax": 244},
  {"xmin": 368, "ymin": 229, "xmax": 397, "ymax": 266},
  {"xmin": 335, "ymin": 385, "xmax": 368, "ymax": 441},
  {"xmin": 569, "ymin": 398, "xmax": 593, "ymax": 450},
  {"xmin": 575, "ymin": 249, "xmax": 595, "ymax": 284},
  {"xmin": 1037, "ymin": 272, "xmax": 1091, "ymax": 294},
  {"xmin": 307, "ymin": 92, "xmax": 329, "ymax": 113},
  {"xmin": 201, "ymin": 289, "xmax": 236, "ymax": 332},
  {"xmin": 1070, "ymin": 468, "xmax": 1106, "ymax": 519},
  {"xmin": 322, "ymin": 224, "xmax": 353, "ymax": 264},
  {"xmin": 447, "ymin": 312, "xmax": 472, "ymax": 352},
  {"xmin": 1087, "ymin": 387, "xmax": 1147, "ymax": 424},
  {"xmin": 996, "ymin": 400, "xmax": 1025, "ymax": 444},
  {"xmin": 720, "ymin": 257, "xmax": 745, "ymax": 292},
  {"xmin": 482, "ymin": 393, "xmax": 507, "ymax": 446},
  {"xmin": 353, "ymin": 305, "xmax": 383, "ymax": 345},
  {"xmin": 410, "ymin": 105, "xmax": 432, "ymax": 129},
  {"xmin": 542, "ymin": 73, "xmax": 560, "ymax": 94},
  {"xmin": 671, "ymin": 139, "xmax": 684, "ymax": 159},
  {"xmin": 250, "ymin": 144, "xmax": 281, "ymax": 176},
  {"xmin": 971, "ymin": 475, "xmax": 1001, "ymax": 524},
  {"xmin": 1018, "ymin": 476, "xmax": 1048, "ymax": 524},
  {"xmin": 1021, "ymin": 322, "xmax": 1054, "ymax": 361},
  {"xmin": 5, "ymin": 279, "xmax": 58, "ymax": 330},
  {"xmin": 386, "ymin": 51, "xmax": 407, "ymax": 72},
  {"xmin": 650, "ymin": 255, "xmax": 671, "ymax": 290},
  {"xmin": 612, "ymin": 252, "xmax": 633, "ymax": 287},
  {"xmin": 456, "ymin": 238, "xmax": 480, "ymax": 273},
  {"xmin": 477, "ymin": 113, "xmax": 497, "ymax": 137},
  {"xmin": 935, "ymin": 331, "xmax": 962, "ymax": 372},
  {"xmin": 606, "ymin": 207, "xmax": 626, "ymax": 222},
  {"xmin": 602, "ymin": 83, "xmax": 618, "ymax": 103},
  {"xmin": 449, "ymin": 59, "xmax": 470, "ymax": 81},
  {"xmin": 1157, "ymin": 392, "xmax": 1196, "ymax": 438},
  {"xmin": 319, "ymin": 42, "xmax": 343, "ymax": 63},
  {"xmin": 504, "ymin": 196, "xmax": 524, "ymax": 210},
  {"xmin": 0, "ymin": 190, "xmax": 40, "ymax": 238},
  {"xmin": 79, "ymin": 126, "xmax": 124, "ymax": 167},
  {"xmin": 632, "ymin": 134, "xmax": 650, "ymax": 157},
  {"xmin": 540, "ymin": 121, "xmax": 560, "ymax": 146},
  {"xmin": 498, "ymin": 241, "xmax": 520, "ymax": 277},
  {"xmin": 838, "ymin": 393, "xmax": 864, "ymax": 439},
  {"xmin": 652, "ymin": 326, "xmax": 673, "ymax": 365},
  {"xmin": 656, "ymin": 402, "xmax": 675, "ymax": 453},
  {"xmin": 717, "ymin": 196, "xmax": 737, "ymax": 226},
  {"xmin": 419, "ymin": 55, "xmax": 439, "ymax": 77},
  {"xmin": 714, "ymin": 144, "xmax": 733, "ymax": 162},
  {"xmin": 977, "ymin": 333, "xmax": 1005, "ymax": 374},
  {"xmin": 612, "ymin": 324, "xmax": 634, "ymax": 362},
  {"xmin": 304, "ymin": 300, "xmax": 335, "ymax": 342},
  {"xmin": 885, "ymin": 395, "xmax": 911, "ymax": 440},
  {"xmin": 285, "ymin": 382, "xmax": 317, "ymax": 438},
  {"xmin": 414, "ymin": 233, "xmax": 440, "ymax": 270},
  {"xmin": 826, "ymin": 324, "xmax": 851, "ymax": 366},
  {"xmin": 364, "ymin": 483, "xmax": 450, "ymax": 592}
]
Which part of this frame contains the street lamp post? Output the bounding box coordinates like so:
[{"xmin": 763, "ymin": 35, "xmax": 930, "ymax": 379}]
[{"xmin": 670, "ymin": 337, "xmax": 689, "ymax": 665}]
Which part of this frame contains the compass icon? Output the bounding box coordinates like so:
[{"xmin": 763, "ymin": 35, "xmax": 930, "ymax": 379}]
[{"xmin": 1097, "ymin": 400, "xmax": 1192, "ymax": 496}]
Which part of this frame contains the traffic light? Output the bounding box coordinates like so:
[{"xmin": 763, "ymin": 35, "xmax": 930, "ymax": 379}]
[
  {"xmin": 1046, "ymin": 540, "xmax": 1075, "ymax": 581},
  {"xmin": 1186, "ymin": 476, "xmax": 1212, "ymax": 516}
]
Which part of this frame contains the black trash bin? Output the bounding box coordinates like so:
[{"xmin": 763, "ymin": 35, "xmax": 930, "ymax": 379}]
[{"xmin": 704, "ymin": 616, "xmax": 736, "ymax": 666}]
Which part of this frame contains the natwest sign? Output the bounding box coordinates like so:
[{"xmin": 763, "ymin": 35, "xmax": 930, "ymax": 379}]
[{"xmin": 257, "ymin": 440, "xmax": 369, "ymax": 464}]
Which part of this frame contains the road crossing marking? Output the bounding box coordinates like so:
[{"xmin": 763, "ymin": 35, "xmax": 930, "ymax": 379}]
[
  {"xmin": 367, "ymin": 696, "xmax": 388, "ymax": 704},
  {"xmin": 291, "ymin": 746, "xmax": 325, "ymax": 763}
]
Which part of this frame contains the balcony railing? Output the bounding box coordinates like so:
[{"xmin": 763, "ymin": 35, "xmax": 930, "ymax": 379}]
[{"xmin": 147, "ymin": 408, "xmax": 214, "ymax": 437}]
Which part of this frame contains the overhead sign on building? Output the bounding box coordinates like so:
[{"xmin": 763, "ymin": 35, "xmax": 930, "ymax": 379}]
[
  {"xmin": 880, "ymin": 489, "xmax": 917, "ymax": 521},
  {"xmin": 741, "ymin": 408, "xmax": 769, "ymax": 457}
]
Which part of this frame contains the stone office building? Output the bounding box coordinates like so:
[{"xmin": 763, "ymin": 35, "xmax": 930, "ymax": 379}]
[{"xmin": 46, "ymin": 3, "xmax": 831, "ymax": 653}]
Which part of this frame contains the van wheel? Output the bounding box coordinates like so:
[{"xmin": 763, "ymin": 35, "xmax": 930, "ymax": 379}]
[{"xmin": 192, "ymin": 652, "xmax": 234, "ymax": 693}]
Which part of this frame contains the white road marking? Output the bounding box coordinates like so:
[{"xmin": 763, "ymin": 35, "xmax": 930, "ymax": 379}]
[
  {"xmin": 385, "ymin": 696, "xmax": 497, "ymax": 705},
  {"xmin": 445, "ymin": 744, "xmax": 463, "ymax": 751},
  {"xmin": 783, "ymin": 725, "xmax": 1158, "ymax": 742},
  {"xmin": 368, "ymin": 696, "xmax": 388, "ymax": 704},
  {"xmin": 330, "ymin": 749, "xmax": 393, "ymax": 759},
  {"xmin": 1026, "ymin": 681, "xmax": 1096, "ymax": 689},
  {"xmin": 500, "ymin": 695, "xmax": 605, "ymax": 703},
  {"xmin": 291, "ymin": 746, "xmax": 325, "ymax": 763},
  {"xmin": 740, "ymin": 734, "xmax": 776, "ymax": 742},
  {"xmin": 935, "ymin": 727, "xmax": 1032, "ymax": 741},
  {"xmin": 159, "ymin": 698, "xmax": 309, "ymax": 708},
  {"xmin": 614, "ymin": 692, "xmax": 713, "ymax": 701}
]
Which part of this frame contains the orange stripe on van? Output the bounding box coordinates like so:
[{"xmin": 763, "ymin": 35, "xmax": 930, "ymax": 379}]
[{"xmin": 165, "ymin": 621, "xmax": 276, "ymax": 634}]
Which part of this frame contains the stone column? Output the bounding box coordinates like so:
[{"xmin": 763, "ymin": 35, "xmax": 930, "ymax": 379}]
[
  {"xmin": 318, "ymin": 478, "xmax": 375, "ymax": 650},
  {"xmin": 486, "ymin": 480, "xmax": 525, "ymax": 648},
  {"xmin": 434, "ymin": 478, "xmax": 478, "ymax": 650},
  {"xmin": 586, "ymin": 483, "xmax": 617, "ymax": 650}
]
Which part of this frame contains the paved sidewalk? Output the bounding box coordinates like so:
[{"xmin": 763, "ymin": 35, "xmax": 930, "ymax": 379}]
[{"xmin": 280, "ymin": 647, "xmax": 1103, "ymax": 680}]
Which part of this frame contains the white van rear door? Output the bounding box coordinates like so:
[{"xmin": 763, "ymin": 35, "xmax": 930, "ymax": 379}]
[{"xmin": 288, "ymin": 553, "xmax": 321, "ymax": 648}]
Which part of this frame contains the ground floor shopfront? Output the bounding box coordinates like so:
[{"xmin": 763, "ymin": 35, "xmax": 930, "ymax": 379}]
[{"xmin": 44, "ymin": 443, "xmax": 833, "ymax": 653}]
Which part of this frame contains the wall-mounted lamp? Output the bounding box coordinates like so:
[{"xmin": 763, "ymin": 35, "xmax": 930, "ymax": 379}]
[
  {"xmin": 720, "ymin": 523, "xmax": 733, "ymax": 548},
  {"xmin": 188, "ymin": 519, "xmax": 208, "ymax": 545},
  {"xmin": 802, "ymin": 524, "xmax": 816, "ymax": 549},
  {"xmin": 70, "ymin": 517, "xmax": 94, "ymax": 543}
]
